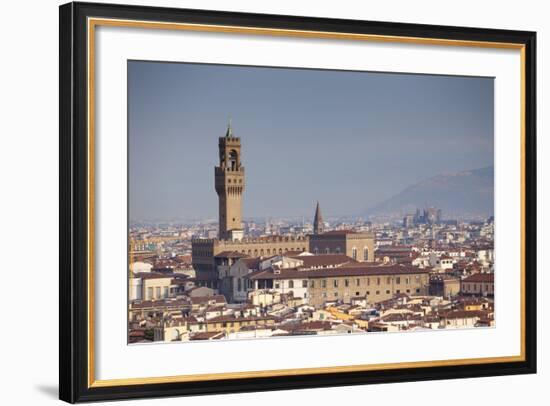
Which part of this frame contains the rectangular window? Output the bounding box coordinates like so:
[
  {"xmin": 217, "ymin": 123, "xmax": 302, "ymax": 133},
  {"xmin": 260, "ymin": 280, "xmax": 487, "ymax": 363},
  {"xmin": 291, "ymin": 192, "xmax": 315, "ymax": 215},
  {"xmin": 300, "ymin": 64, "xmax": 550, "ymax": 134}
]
[
  {"xmin": 275, "ymin": 282, "xmax": 280, "ymax": 289},
  {"xmin": 310, "ymin": 280, "xmax": 315, "ymax": 288},
  {"xmin": 386, "ymin": 290, "xmax": 390, "ymax": 294},
  {"xmin": 345, "ymin": 279, "xmax": 349, "ymax": 287},
  {"xmin": 405, "ymin": 277, "xmax": 410, "ymax": 284},
  {"xmin": 356, "ymin": 279, "xmax": 361, "ymax": 286},
  {"xmin": 302, "ymin": 280, "xmax": 308, "ymax": 288},
  {"xmin": 367, "ymin": 278, "xmax": 370, "ymax": 286},
  {"xmin": 387, "ymin": 277, "xmax": 391, "ymax": 284},
  {"xmin": 321, "ymin": 280, "xmax": 326, "ymax": 288},
  {"xmin": 377, "ymin": 278, "xmax": 381, "ymax": 285},
  {"xmin": 366, "ymin": 291, "xmax": 370, "ymax": 295},
  {"xmin": 396, "ymin": 277, "xmax": 401, "ymax": 284},
  {"xmin": 163, "ymin": 286, "xmax": 169, "ymax": 298},
  {"xmin": 147, "ymin": 287, "xmax": 153, "ymax": 300},
  {"xmin": 155, "ymin": 287, "xmax": 161, "ymax": 298},
  {"xmin": 333, "ymin": 280, "xmax": 339, "ymax": 288}
]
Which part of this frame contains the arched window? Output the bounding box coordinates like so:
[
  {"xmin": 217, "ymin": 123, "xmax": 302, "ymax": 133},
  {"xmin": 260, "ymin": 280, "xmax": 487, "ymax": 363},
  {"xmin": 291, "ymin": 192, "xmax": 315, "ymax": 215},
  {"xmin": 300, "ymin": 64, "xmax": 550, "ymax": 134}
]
[
  {"xmin": 229, "ymin": 150, "xmax": 238, "ymax": 170},
  {"xmin": 314, "ymin": 247, "xmax": 319, "ymax": 254},
  {"xmin": 352, "ymin": 247, "xmax": 357, "ymax": 260},
  {"xmin": 325, "ymin": 247, "xmax": 330, "ymax": 254},
  {"xmin": 288, "ymin": 280, "xmax": 294, "ymax": 289},
  {"xmin": 363, "ymin": 247, "xmax": 369, "ymax": 261}
]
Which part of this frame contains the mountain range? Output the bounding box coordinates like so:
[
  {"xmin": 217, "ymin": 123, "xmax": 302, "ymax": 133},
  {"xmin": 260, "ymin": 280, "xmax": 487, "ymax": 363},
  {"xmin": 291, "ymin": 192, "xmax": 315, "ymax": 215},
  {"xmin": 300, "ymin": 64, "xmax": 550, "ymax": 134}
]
[{"xmin": 365, "ymin": 166, "xmax": 494, "ymax": 221}]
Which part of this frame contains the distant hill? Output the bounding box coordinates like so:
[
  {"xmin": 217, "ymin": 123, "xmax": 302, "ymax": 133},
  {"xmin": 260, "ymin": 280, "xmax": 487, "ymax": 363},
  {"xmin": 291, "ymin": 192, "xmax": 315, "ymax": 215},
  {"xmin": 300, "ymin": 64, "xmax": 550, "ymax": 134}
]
[{"xmin": 365, "ymin": 166, "xmax": 494, "ymax": 221}]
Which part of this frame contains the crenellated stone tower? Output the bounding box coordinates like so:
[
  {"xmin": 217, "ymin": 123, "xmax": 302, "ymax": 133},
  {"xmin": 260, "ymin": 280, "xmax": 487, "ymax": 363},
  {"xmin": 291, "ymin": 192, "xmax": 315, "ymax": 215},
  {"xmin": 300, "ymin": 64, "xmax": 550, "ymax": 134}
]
[
  {"xmin": 215, "ymin": 120, "xmax": 245, "ymax": 240},
  {"xmin": 192, "ymin": 120, "xmax": 308, "ymax": 288}
]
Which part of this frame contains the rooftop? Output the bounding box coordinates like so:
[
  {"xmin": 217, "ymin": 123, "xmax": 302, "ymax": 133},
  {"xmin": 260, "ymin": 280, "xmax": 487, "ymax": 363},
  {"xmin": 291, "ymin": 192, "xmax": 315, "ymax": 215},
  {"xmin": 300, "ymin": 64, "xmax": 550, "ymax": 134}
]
[
  {"xmin": 290, "ymin": 254, "xmax": 357, "ymax": 268},
  {"xmin": 462, "ymin": 273, "xmax": 494, "ymax": 283},
  {"xmin": 248, "ymin": 264, "xmax": 429, "ymax": 280}
]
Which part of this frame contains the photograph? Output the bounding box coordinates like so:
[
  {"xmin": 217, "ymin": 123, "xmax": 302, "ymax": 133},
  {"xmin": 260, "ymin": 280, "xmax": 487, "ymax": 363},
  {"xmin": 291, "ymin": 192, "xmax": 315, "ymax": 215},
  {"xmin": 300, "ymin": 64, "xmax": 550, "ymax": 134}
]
[{"xmin": 127, "ymin": 61, "xmax": 496, "ymax": 344}]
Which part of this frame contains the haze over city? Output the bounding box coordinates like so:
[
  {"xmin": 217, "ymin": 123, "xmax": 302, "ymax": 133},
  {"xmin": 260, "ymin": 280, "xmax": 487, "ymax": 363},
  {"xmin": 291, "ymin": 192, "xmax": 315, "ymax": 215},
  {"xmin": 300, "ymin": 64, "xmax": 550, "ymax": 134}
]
[{"xmin": 128, "ymin": 61, "xmax": 494, "ymax": 221}]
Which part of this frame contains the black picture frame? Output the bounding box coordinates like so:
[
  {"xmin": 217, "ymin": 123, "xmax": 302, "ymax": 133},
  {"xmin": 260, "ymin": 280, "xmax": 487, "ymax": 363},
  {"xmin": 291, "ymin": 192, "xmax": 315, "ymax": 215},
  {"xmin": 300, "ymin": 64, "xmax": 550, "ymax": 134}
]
[{"xmin": 59, "ymin": 1, "xmax": 537, "ymax": 403}]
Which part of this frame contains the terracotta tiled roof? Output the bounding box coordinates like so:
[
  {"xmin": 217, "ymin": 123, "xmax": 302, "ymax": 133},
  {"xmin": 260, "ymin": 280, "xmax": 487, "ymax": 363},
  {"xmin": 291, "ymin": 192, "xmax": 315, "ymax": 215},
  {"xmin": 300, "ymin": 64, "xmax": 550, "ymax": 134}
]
[
  {"xmin": 190, "ymin": 331, "xmax": 225, "ymax": 340},
  {"xmin": 134, "ymin": 272, "xmax": 174, "ymax": 280},
  {"xmin": 319, "ymin": 230, "xmax": 357, "ymax": 236},
  {"xmin": 206, "ymin": 315, "xmax": 278, "ymax": 323},
  {"xmin": 240, "ymin": 257, "xmax": 261, "ymax": 270},
  {"xmin": 130, "ymin": 298, "xmax": 190, "ymax": 309},
  {"xmin": 215, "ymin": 251, "xmax": 249, "ymax": 258},
  {"xmin": 439, "ymin": 310, "xmax": 490, "ymax": 319},
  {"xmin": 462, "ymin": 273, "xmax": 494, "ymax": 283},
  {"xmin": 190, "ymin": 295, "xmax": 226, "ymax": 305},
  {"xmin": 280, "ymin": 321, "xmax": 334, "ymax": 332},
  {"xmin": 290, "ymin": 254, "xmax": 356, "ymax": 268}
]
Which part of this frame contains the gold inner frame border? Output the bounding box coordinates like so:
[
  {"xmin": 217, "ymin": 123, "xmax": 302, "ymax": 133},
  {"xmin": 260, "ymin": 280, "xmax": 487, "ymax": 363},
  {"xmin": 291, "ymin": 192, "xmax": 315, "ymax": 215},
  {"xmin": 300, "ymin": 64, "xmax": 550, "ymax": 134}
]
[{"xmin": 86, "ymin": 17, "xmax": 527, "ymax": 388}]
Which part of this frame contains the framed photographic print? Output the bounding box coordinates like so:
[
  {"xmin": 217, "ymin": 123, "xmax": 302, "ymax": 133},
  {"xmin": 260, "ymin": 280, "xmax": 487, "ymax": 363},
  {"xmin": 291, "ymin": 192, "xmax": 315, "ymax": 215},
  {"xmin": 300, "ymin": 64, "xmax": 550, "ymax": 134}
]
[{"xmin": 59, "ymin": 1, "xmax": 537, "ymax": 403}]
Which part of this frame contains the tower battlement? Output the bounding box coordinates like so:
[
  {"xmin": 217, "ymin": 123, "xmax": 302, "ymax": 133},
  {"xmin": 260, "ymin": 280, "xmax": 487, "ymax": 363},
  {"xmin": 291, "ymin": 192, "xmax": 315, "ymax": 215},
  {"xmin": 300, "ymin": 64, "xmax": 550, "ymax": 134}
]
[
  {"xmin": 192, "ymin": 235, "xmax": 308, "ymax": 245},
  {"xmin": 219, "ymin": 136, "xmax": 240, "ymax": 143}
]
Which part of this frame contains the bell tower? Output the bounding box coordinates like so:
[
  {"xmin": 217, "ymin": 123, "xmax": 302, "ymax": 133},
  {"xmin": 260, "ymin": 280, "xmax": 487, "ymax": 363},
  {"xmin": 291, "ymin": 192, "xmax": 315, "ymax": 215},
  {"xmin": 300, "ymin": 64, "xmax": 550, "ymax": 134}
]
[
  {"xmin": 313, "ymin": 201, "xmax": 324, "ymax": 235},
  {"xmin": 215, "ymin": 120, "xmax": 245, "ymax": 240}
]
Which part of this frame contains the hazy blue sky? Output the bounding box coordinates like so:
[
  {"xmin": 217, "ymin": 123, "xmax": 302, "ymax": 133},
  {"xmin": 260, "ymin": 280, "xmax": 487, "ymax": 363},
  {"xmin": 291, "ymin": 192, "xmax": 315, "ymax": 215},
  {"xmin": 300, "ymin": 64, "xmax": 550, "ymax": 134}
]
[{"xmin": 128, "ymin": 61, "xmax": 493, "ymax": 221}]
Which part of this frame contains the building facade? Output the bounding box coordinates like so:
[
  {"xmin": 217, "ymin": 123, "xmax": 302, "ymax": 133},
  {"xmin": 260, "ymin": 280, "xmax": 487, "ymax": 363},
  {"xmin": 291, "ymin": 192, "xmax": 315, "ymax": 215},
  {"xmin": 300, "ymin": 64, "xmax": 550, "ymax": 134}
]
[
  {"xmin": 429, "ymin": 275, "xmax": 461, "ymax": 298},
  {"xmin": 248, "ymin": 264, "xmax": 430, "ymax": 307},
  {"xmin": 192, "ymin": 236, "xmax": 310, "ymax": 287},
  {"xmin": 461, "ymin": 273, "xmax": 494, "ymax": 296},
  {"xmin": 309, "ymin": 230, "xmax": 375, "ymax": 262}
]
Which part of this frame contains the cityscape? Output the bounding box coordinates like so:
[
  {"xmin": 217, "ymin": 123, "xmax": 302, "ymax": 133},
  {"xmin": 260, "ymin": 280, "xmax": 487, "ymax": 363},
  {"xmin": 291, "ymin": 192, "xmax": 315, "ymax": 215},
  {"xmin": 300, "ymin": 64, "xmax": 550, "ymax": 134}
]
[
  {"xmin": 128, "ymin": 122, "xmax": 494, "ymax": 344},
  {"xmin": 127, "ymin": 62, "xmax": 494, "ymax": 344}
]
